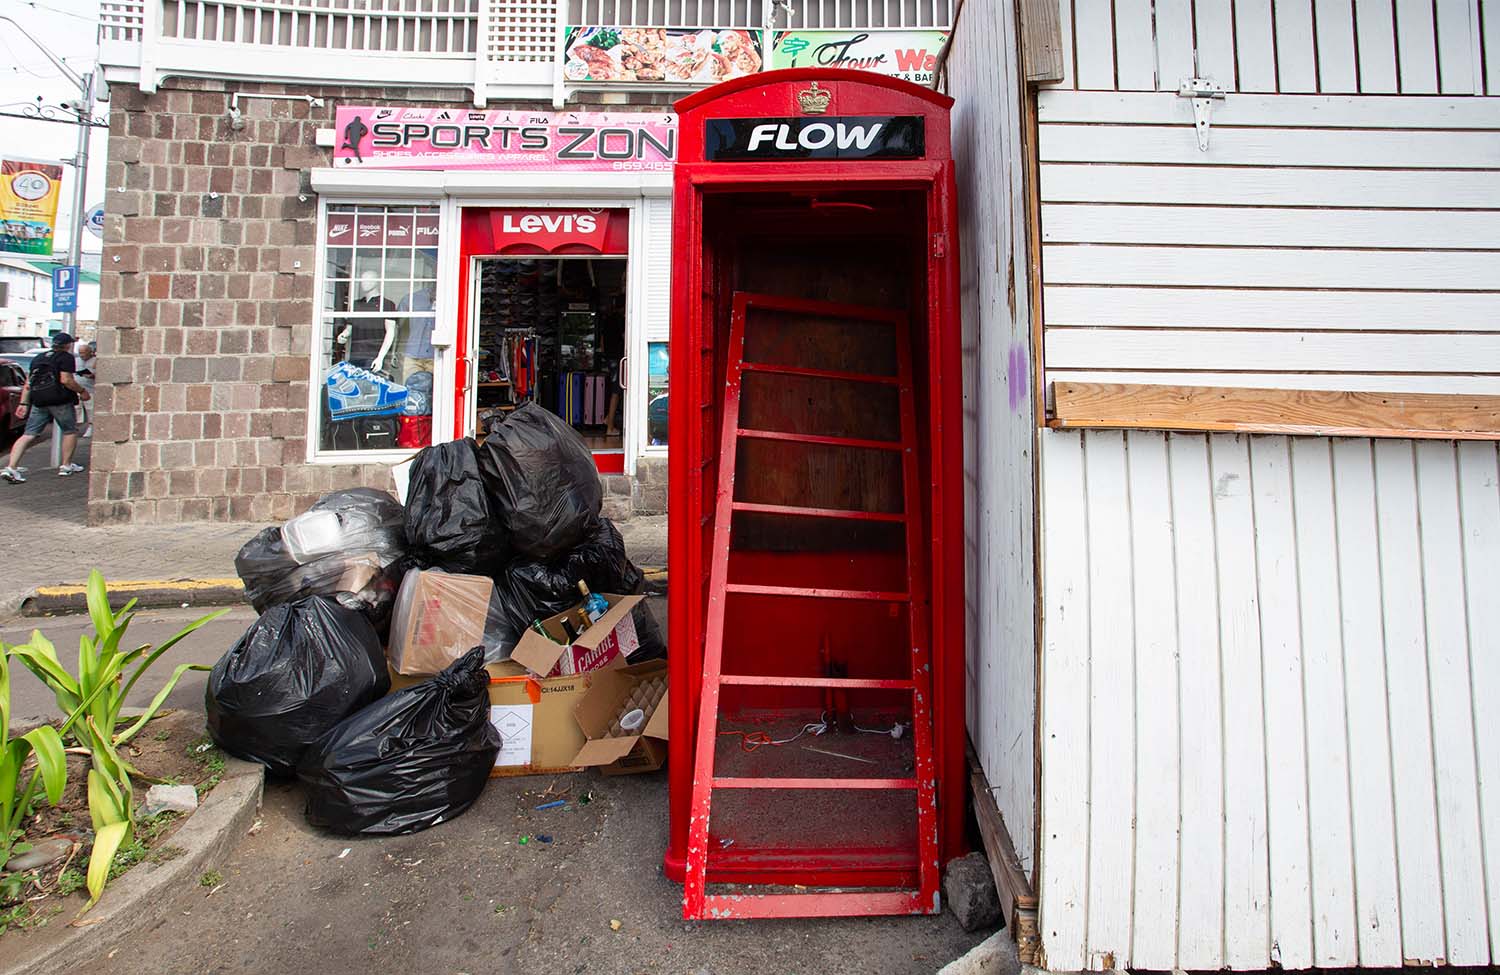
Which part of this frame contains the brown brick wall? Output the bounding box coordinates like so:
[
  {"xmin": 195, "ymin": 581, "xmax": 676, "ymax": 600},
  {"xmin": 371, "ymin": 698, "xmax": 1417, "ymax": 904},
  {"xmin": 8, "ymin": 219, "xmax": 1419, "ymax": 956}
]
[{"xmin": 90, "ymin": 78, "xmax": 673, "ymax": 525}]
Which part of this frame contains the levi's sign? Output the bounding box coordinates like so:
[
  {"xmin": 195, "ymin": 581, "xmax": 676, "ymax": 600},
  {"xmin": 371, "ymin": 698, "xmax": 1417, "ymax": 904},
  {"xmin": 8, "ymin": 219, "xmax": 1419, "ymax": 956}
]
[{"xmin": 704, "ymin": 116, "xmax": 924, "ymax": 162}]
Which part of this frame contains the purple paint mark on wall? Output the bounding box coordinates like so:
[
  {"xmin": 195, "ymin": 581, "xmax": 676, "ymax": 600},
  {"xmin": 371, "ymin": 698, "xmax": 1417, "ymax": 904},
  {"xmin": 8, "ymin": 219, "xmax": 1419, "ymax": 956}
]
[{"xmin": 1007, "ymin": 341, "xmax": 1028, "ymax": 413}]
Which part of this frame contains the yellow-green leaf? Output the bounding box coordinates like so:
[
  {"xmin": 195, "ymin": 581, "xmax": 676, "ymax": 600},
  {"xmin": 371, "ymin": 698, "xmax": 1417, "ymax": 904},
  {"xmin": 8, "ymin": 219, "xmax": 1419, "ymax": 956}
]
[
  {"xmin": 85, "ymin": 820, "xmax": 129, "ymax": 908},
  {"xmin": 21, "ymin": 725, "xmax": 67, "ymax": 805},
  {"xmin": 85, "ymin": 570, "xmax": 114, "ymax": 646}
]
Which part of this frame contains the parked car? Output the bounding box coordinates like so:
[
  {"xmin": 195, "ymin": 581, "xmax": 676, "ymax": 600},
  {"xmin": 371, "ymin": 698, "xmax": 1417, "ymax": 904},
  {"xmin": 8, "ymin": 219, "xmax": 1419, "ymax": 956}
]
[
  {"xmin": 0, "ymin": 357, "xmax": 27, "ymax": 446},
  {"xmin": 0, "ymin": 336, "xmax": 47, "ymax": 355}
]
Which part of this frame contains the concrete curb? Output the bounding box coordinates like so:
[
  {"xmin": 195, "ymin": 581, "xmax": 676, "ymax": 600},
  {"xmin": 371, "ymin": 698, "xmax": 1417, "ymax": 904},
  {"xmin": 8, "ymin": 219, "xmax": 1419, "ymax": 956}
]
[
  {"xmin": 0, "ymin": 757, "xmax": 265, "ymax": 975},
  {"xmin": 936, "ymin": 931, "xmax": 1023, "ymax": 975},
  {"xmin": 18, "ymin": 578, "xmax": 246, "ymax": 618}
]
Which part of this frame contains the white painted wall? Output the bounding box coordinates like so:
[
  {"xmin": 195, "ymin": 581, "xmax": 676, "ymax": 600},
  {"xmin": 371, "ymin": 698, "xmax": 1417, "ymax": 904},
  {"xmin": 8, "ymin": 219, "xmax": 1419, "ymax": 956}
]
[
  {"xmin": 1038, "ymin": 429, "xmax": 1500, "ymax": 970},
  {"xmin": 945, "ymin": 0, "xmax": 1038, "ymax": 873}
]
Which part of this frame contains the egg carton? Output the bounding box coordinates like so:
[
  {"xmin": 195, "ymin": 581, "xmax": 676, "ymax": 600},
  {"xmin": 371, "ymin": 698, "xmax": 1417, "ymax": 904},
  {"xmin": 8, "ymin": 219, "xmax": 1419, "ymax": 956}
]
[{"xmin": 604, "ymin": 675, "xmax": 667, "ymax": 738}]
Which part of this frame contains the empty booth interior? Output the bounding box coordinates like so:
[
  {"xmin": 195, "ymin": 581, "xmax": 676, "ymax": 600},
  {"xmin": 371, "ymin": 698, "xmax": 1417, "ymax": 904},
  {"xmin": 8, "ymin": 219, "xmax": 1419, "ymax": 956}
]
[{"xmin": 696, "ymin": 188, "xmax": 935, "ymax": 888}]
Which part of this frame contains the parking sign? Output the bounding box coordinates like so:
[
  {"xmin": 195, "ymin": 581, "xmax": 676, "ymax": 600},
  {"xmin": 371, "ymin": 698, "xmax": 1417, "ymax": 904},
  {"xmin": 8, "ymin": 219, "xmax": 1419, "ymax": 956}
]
[{"xmin": 52, "ymin": 265, "xmax": 78, "ymax": 313}]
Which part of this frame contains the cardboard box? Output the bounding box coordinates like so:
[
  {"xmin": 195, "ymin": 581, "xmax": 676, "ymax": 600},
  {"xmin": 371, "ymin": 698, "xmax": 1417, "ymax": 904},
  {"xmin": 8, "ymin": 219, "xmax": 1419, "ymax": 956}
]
[
  {"xmin": 390, "ymin": 659, "xmax": 612, "ymax": 777},
  {"xmin": 570, "ymin": 660, "xmax": 669, "ymax": 776},
  {"xmin": 387, "ymin": 569, "xmax": 496, "ymax": 676},
  {"xmin": 509, "ymin": 593, "xmax": 647, "ymax": 679}
]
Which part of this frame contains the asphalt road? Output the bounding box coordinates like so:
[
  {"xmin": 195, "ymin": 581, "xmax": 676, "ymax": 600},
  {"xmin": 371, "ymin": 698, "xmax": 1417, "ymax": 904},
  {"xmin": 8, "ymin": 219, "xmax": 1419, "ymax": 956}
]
[{"xmin": 2, "ymin": 604, "xmax": 259, "ymax": 727}]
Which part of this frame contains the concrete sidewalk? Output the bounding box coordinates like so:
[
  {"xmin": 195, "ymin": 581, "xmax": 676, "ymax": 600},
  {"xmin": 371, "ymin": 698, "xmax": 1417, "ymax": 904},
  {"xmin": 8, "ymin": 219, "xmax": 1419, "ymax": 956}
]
[
  {"xmin": 0, "ymin": 454, "xmax": 668, "ymax": 618},
  {"xmin": 0, "ymin": 467, "xmax": 252, "ymax": 618}
]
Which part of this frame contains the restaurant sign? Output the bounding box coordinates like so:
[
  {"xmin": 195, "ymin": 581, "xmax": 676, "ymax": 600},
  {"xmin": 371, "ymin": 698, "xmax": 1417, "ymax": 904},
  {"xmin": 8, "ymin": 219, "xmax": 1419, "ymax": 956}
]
[
  {"xmin": 768, "ymin": 30, "xmax": 948, "ymax": 84},
  {"xmin": 333, "ymin": 107, "xmax": 678, "ymax": 171}
]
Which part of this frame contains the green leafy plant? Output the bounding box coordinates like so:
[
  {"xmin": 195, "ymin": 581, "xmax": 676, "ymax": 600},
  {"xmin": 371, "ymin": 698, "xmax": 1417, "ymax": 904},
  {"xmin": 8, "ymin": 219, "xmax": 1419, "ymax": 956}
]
[
  {"xmin": 7, "ymin": 571, "xmax": 225, "ymax": 908},
  {"xmin": 1, "ymin": 646, "xmax": 68, "ymax": 871}
]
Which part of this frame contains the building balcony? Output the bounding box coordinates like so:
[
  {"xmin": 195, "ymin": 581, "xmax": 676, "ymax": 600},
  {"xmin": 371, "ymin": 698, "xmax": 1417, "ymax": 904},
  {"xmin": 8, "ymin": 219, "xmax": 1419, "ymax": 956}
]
[{"xmin": 98, "ymin": 0, "xmax": 953, "ymax": 107}]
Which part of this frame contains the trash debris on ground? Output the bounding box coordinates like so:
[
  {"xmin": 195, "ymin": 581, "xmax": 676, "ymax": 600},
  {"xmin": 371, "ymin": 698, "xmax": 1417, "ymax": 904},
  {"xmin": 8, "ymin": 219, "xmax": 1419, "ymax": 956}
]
[
  {"xmin": 234, "ymin": 489, "xmax": 408, "ymax": 634},
  {"xmin": 510, "ymin": 592, "xmax": 647, "ymax": 678},
  {"xmin": 488, "ymin": 518, "xmax": 665, "ymax": 661},
  {"xmin": 206, "ymin": 595, "xmax": 390, "ymax": 776},
  {"xmin": 298, "ymin": 648, "xmax": 501, "ymax": 835},
  {"xmin": 143, "ymin": 783, "xmax": 200, "ymax": 816},
  {"xmin": 386, "ymin": 568, "xmax": 507, "ymax": 674},
  {"xmin": 569, "ymin": 660, "xmax": 669, "ymax": 775},
  {"xmin": 403, "ymin": 437, "xmax": 509, "ymax": 574},
  {"xmin": 477, "ymin": 403, "xmax": 602, "ymax": 561}
]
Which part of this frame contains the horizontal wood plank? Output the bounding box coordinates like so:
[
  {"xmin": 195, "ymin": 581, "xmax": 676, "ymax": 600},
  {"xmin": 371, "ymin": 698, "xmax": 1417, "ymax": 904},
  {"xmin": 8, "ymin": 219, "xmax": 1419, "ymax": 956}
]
[
  {"xmin": 1044, "ymin": 328, "xmax": 1500, "ymax": 372},
  {"xmin": 1042, "ymin": 244, "xmax": 1500, "ymax": 289},
  {"xmin": 1037, "ymin": 90, "xmax": 1500, "ymax": 127},
  {"xmin": 1043, "ymin": 286, "xmax": 1500, "ymax": 331},
  {"xmin": 1045, "ymin": 370, "xmax": 1500, "ymax": 395},
  {"xmin": 1039, "ymin": 124, "xmax": 1500, "ymax": 168},
  {"xmin": 1040, "ymin": 204, "xmax": 1500, "ymax": 248},
  {"xmin": 1040, "ymin": 163, "xmax": 1500, "ymax": 207},
  {"xmin": 1050, "ymin": 382, "xmax": 1500, "ymax": 437}
]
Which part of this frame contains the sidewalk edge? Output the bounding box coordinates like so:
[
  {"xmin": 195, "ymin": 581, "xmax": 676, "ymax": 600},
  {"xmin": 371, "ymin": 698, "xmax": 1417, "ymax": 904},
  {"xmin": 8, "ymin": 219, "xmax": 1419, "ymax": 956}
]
[{"xmin": 0, "ymin": 758, "xmax": 264, "ymax": 975}]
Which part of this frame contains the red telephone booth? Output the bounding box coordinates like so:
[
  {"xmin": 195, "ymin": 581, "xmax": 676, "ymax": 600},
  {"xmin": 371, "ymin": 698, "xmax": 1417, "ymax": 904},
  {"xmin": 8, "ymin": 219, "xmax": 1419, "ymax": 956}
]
[{"xmin": 664, "ymin": 70, "xmax": 965, "ymax": 920}]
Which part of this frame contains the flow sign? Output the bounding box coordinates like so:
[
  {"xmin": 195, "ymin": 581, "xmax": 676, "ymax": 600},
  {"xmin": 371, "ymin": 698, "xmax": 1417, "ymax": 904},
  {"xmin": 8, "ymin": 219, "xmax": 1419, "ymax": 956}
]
[{"xmin": 51, "ymin": 265, "xmax": 78, "ymax": 313}]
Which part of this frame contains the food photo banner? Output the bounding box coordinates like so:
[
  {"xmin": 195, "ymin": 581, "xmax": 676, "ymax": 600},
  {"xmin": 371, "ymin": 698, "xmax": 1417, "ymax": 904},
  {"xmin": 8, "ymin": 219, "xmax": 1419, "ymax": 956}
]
[
  {"xmin": 332, "ymin": 108, "xmax": 679, "ymax": 171},
  {"xmin": 562, "ymin": 27, "xmax": 762, "ymax": 83}
]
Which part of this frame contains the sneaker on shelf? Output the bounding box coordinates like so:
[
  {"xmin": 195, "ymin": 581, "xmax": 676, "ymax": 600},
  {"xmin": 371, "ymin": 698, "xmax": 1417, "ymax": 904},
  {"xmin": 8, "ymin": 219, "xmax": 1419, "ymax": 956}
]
[{"xmin": 0, "ymin": 467, "xmax": 25, "ymax": 484}]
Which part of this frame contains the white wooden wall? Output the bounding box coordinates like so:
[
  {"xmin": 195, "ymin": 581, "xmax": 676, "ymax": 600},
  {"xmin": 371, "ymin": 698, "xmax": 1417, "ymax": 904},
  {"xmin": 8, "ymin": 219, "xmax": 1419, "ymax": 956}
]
[
  {"xmin": 946, "ymin": 0, "xmax": 1039, "ymax": 872},
  {"xmin": 1035, "ymin": 0, "xmax": 1500, "ymax": 402},
  {"xmin": 1038, "ymin": 429, "xmax": 1500, "ymax": 970},
  {"xmin": 1037, "ymin": 92, "xmax": 1500, "ymax": 399},
  {"xmin": 1050, "ymin": 0, "xmax": 1500, "ymax": 94}
]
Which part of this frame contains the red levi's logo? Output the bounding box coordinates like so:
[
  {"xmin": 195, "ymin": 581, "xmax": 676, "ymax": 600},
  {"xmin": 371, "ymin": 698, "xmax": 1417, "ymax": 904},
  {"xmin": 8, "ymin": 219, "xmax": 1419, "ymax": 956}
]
[{"xmin": 489, "ymin": 208, "xmax": 621, "ymax": 254}]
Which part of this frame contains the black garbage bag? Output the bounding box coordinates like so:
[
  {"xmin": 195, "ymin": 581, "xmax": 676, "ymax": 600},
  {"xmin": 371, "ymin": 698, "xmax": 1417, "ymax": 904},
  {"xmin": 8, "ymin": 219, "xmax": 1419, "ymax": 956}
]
[
  {"xmin": 489, "ymin": 518, "xmax": 666, "ymax": 661},
  {"xmin": 404, "ymin": 438, "xmax": 509, "ymax": 574},
  {"xmin": 205, "ymin": 596, "xmax": 390, "ymax": 777},
  {"xmin": 297, "ymin": 647, "xmax": 500, "ymax": 835},
  {"xmin": 477, "ymin": 403, "xmax": 602, "ymax": 560},
  {"xmin": 234, "ymin": 489, "xmax": 409, "ymax": 636}
]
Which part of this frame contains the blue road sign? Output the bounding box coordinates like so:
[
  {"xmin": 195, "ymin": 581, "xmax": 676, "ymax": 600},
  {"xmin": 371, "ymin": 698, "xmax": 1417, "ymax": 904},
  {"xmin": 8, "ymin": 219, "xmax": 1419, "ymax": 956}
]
[{"xmin": 52, "ymin": 265, "xmax": 78, "ymax": 314}]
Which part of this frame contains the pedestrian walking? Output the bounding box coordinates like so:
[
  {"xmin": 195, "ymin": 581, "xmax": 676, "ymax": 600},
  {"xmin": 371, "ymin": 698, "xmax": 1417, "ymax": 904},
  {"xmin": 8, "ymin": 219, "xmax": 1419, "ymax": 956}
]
[{"xmin": 1, "ymin": 332, "xmax": 91, "ymax": 484}]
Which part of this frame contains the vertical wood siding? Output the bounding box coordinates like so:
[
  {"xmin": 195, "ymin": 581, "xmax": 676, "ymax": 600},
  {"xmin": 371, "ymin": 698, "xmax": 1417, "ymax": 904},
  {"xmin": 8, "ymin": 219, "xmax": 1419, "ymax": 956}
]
[
  {"xmin": 947, "ymin": 0, "xmax": 1040, "ymax": 873},
  {"xmin": 1047, "ymin": 0, "xmax": 1499, "ymax": 93},
  {"xmin": 1037, "ymin": 429, "xmax": 1500, "ymax": 970}
]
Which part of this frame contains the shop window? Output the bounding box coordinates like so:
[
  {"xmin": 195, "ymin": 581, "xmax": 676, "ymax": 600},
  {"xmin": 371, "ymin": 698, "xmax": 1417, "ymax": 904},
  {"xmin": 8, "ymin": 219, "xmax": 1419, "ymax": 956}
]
[
  {"xmin": 647, "ymin": 341, "xmax": 668, "ymax": 446},
  {"xmin": 316, "ymin": 203, "xmax": 439, "ymax": 454}
]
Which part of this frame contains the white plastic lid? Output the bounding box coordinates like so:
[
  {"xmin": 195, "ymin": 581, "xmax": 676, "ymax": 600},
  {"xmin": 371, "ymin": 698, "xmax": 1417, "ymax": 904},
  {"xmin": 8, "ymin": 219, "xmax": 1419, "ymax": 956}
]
[{"xmin": 619, "ymin": 708, "xmax": 646, "ymax": 733}]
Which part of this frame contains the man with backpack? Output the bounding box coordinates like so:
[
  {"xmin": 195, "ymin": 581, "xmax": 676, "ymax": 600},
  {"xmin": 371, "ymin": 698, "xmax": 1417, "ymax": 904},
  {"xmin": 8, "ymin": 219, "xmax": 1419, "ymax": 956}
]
[{"xmin": 1, "ymin": 333, "xmax": 91, "ymax": 484}]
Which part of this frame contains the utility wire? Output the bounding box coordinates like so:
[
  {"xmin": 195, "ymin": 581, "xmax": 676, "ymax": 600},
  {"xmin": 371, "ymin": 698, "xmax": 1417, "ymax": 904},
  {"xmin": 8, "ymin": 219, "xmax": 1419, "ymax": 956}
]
[{"xmin": 7, "ymin": 0, "xmax": 99, "ymax": 23}]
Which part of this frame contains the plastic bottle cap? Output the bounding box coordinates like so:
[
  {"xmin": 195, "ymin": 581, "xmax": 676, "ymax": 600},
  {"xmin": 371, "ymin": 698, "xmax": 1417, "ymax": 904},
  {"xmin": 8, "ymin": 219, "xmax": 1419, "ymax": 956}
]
[{"xmin": 619, "ymin": 708, "xmax": 646, "ymax": 733}]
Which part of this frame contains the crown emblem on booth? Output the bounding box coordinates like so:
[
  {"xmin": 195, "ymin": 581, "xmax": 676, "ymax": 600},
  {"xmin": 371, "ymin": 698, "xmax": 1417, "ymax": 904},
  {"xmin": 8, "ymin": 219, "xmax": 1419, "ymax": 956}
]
[{"xmin": 796, "ymin": 82, "xmax": 831, "ymax": 115}]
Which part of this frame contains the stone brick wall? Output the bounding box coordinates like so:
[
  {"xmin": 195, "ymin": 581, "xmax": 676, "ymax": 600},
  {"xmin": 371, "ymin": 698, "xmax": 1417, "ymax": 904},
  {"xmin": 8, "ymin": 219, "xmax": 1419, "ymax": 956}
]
[{"xmin": 90, "ymin": 78, "xmax": 672, "ymax": 526}]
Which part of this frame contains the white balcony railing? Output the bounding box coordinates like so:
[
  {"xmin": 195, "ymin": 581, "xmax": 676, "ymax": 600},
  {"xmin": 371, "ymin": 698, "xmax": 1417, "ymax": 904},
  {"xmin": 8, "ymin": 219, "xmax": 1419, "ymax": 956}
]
[{"xmin": 98, "ymin": 0, "xmax": 954, "ymax": 106}]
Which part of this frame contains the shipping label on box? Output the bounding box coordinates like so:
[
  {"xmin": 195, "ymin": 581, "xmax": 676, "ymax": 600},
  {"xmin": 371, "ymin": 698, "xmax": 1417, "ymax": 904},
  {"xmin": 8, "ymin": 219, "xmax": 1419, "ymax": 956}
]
[{"xmin": 489, "ymin": 704, "xmax": 534, "ymax": 767}]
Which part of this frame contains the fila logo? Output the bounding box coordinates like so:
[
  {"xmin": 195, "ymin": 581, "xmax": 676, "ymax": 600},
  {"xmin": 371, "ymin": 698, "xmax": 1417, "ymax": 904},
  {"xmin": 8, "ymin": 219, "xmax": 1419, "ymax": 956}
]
[
  {"xmin": 414, "ymin": 223, "xmax": 438, "ymax": 238},
  {"xmin": 501, "ymin": 212, "xmax": 597, "ymax": 234}
]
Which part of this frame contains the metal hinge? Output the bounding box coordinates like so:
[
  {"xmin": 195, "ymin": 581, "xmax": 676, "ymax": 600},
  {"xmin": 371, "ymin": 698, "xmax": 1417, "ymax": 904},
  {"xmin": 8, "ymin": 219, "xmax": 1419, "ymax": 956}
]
[
  {"xmin": 931, "ymin": 233, "xmax": 947, "ymax": 258},
  {"xmin": 1176, "ymin": 78, "xmax": 1225, "ymax": 151}
]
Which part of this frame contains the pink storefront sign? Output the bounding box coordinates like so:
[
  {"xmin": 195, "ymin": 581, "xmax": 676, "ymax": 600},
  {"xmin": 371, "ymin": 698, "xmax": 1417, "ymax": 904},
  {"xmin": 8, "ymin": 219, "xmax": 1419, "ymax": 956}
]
[{"xmin": 333, "ymin": 107, "xmax": 679, "ymax": 171}]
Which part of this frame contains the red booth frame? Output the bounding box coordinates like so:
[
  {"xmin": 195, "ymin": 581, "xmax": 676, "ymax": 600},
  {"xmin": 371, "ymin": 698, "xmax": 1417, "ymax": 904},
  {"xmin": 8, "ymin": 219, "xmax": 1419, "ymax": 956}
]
[{"xmin": 664, "ymin": 69, "xmax": 967, "ymax": 890}]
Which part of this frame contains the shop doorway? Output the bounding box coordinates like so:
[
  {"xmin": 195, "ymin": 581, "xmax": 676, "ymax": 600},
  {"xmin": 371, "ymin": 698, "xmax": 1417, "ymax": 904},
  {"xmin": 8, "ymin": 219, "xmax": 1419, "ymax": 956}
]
[
  {"xmin": 457, "ymin": 207, "xmax": 631, "ymax": 473},
  {"xmin": 470, "ymin": 257, "xmax": 627, "ymax": 460}
]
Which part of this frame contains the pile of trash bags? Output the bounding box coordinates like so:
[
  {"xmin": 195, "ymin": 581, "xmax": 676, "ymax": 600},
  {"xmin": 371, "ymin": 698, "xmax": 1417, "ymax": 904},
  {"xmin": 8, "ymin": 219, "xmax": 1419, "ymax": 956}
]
[{"xmin": 209, "ymin": 402, "xmax": 663, "ymax": 836}]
